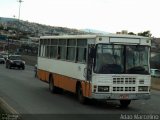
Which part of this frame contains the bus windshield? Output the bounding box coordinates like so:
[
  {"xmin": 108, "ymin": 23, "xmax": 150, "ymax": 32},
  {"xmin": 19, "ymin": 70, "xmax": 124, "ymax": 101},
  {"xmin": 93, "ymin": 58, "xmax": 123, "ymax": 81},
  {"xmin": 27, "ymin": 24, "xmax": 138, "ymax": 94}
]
[
  {"xmin": 126, "ymin": 46, "xmax": 149, "ymax": 74},
  {"xmin": 94, "ymin": 44, "xmax": 149, "ymax": 74}
]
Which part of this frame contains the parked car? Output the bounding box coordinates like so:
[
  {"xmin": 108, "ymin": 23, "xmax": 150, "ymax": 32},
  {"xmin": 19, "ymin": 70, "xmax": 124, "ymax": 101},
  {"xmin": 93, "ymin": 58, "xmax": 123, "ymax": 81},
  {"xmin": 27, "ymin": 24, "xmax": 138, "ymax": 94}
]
[
  {"xmin": 0, "ymin": 55, "xmax": 5, "ymax": 64},
  {"xmin": 2, "ymin": 54, "xmax": 8, "ymax": 60},
  {"xmin": 150, "ymin": 69, "xmax": 160, "ymax": 78},
  {"xmin": 6, "ymin": 55, "xmax": 25, "ymax": 70},
  {"xmin": 0, "ymin": 52, "xmax": 9, "ymax": 60}
]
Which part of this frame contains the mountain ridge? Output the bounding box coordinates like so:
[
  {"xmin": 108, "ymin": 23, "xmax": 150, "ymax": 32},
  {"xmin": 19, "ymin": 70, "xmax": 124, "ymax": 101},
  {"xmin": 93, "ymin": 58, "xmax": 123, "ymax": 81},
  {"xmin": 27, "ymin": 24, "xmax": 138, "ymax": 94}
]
[
  {"xmin": 0, "ymin": 17, "xmax": 88, "ymax": 38},
  {"xmin": 81, "ymin": 28, "xmax": 109, "ymax": 35}
]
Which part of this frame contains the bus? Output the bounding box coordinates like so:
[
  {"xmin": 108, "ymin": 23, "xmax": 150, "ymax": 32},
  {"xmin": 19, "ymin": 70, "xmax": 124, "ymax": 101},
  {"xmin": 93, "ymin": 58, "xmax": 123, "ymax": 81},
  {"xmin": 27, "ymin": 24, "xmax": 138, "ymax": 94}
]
[{"xmin": 37, "ymin": 34, "xmax": 151, "ymax": 107}]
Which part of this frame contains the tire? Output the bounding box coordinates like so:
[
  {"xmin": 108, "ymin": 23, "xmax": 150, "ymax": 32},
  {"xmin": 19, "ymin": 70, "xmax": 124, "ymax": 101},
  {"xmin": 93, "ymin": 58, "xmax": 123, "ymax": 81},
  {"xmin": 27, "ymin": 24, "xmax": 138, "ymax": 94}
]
[
  {"xmin": 77, "ymin": 84, "xmax": 87, "ymax": 104},
  {"xmin": 120, "ymin": 100, "xmax": 131, "ymax": 108},
  {"xmin": 49, "ymin": 75, "xmax": 58, "ymax": 93},
  {"xmin": 35, "ymin": 72, "xmax": 37, "ymax": 78},
  {"xmin": 8, "ymin": 64, "xmax": 11, "ymax": 69},
  {"xmin": 22, "ymin": 66, "xmax": 25, "ymax": 70}
]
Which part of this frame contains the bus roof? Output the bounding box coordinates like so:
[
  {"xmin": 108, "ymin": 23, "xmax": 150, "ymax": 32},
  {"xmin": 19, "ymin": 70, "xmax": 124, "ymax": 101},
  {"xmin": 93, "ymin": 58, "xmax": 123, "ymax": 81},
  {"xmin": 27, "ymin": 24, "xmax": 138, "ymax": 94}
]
[{"xmin": 40, "ymin": 34, "xmax": 150, "ymax": 39}]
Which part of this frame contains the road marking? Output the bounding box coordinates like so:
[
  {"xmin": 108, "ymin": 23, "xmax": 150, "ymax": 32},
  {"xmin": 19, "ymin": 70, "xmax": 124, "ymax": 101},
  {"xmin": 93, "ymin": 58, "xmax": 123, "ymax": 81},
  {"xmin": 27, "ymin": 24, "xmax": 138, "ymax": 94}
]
[{"xmin": 0, "ymin": 97, "xmax": 19, "ymax": 114}]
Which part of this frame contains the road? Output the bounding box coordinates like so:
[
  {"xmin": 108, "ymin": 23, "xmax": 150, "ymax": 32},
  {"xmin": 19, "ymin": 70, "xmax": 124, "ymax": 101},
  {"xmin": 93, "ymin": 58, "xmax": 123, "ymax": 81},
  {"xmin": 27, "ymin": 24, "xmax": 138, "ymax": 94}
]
[{"xmin": 0, "ymin": 64, "xmax": 160, "ymax": 120}]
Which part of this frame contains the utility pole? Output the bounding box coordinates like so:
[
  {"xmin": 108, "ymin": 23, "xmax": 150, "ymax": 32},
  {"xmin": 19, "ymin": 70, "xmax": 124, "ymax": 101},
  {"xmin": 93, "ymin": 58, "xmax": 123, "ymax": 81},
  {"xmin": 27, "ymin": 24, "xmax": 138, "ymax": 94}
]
[
  {"xmin": 17, "ymin": 0, "xmax": 23, "ymax": 40},
  {"xmin": 17, "ymin": 0, "xmax": 23, "ymax": 53},
  {"xmin": 18, "ymin": 0, "xmax": 23, "ymax": 20}
]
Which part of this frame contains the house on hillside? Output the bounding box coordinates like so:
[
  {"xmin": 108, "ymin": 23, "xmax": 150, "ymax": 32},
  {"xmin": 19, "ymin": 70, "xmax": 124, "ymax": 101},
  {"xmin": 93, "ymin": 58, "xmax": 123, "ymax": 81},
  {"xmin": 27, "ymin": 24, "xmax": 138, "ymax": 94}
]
[{"xmin": 0, "ymin": 35, "xmax": 7, "ymax": 41}]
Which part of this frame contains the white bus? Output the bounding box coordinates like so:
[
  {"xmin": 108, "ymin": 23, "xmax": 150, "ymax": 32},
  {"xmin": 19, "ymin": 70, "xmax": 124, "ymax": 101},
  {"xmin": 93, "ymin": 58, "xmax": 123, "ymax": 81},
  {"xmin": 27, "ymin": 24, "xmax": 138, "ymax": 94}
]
[{"xmin": 37, "ymin": 34, "xmax": 151, "ymax": 107}]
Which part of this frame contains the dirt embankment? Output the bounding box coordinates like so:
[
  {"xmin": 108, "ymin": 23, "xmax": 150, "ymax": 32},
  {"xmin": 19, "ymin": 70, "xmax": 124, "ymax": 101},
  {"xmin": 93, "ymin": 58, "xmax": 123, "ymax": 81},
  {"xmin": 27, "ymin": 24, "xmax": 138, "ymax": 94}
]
[
  {"xmin": 21, "ymin": 55, "xmax": 37, "ymax": 66},
  {"xmin": 151, "ymin": 77, "xmax": 160, "ymax": 90}
]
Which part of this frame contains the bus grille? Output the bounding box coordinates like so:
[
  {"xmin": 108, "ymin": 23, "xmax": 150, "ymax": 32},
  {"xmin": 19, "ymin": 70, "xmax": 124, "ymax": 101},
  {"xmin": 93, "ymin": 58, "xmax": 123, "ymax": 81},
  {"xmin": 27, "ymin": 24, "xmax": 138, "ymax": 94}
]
[
  {"xmin": 113, "ymin": 77, "xmax": 136, "ymax": 84},
  {"xmin": 113, "ymin": 87, "xmax": 136, "ymax": 92}
]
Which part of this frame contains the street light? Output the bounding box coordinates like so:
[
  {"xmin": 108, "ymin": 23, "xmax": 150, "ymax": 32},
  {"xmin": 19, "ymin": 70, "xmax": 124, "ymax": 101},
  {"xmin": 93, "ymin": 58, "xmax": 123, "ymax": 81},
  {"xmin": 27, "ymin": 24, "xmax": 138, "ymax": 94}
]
[
  {"xmin": 17, "ymin": 0, "xmax": 23, "ymax": 41},
  {"xmin": 18, "ymin": 0, "xmax": 23, "ymax": 20}
]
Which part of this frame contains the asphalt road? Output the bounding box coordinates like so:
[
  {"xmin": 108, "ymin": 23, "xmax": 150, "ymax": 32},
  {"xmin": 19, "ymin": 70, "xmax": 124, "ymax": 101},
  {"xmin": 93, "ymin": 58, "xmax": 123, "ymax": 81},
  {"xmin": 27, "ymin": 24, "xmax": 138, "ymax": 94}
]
[{"xmin": 0, "ymin": 64, "xmax": 160, "ymax": 120}]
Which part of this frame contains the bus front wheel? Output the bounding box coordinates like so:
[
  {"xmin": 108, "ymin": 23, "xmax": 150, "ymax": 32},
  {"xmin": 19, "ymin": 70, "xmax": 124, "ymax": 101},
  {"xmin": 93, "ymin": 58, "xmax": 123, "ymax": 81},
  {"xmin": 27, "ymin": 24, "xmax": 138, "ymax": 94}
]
[
  {"xmin": 120, "ymin": 100, "xmax": 131, "ymax": 108},
  {"xmin": 77, "ymin": 85, "xmax": 87, "ymax": 104}
]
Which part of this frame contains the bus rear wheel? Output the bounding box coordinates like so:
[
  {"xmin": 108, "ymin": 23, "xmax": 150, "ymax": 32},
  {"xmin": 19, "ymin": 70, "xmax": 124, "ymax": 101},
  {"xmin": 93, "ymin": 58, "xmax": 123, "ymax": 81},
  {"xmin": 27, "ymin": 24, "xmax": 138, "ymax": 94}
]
[
  {"xmin": 120, "ymin": 100, "xmax": 131, "ymax": 108},
  {"xmin": 49, "ymin": 76, "xmax": 57, "ymax": 93}
]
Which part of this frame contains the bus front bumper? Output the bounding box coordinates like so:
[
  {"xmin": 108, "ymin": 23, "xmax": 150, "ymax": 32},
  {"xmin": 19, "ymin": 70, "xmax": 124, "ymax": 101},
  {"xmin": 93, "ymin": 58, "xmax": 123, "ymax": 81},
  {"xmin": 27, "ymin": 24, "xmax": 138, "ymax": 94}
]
[{"xmin": 90, "ymin": 93, "xmax": 150, "ymax": 100}]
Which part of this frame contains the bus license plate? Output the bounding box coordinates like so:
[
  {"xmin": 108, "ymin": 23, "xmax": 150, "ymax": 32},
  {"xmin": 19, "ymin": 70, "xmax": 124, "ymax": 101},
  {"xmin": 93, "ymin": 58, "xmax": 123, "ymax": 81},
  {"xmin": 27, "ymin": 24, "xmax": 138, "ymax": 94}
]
[{"xmin": 120, "ymin": 94, "xmax": 128, "ymax": 99}]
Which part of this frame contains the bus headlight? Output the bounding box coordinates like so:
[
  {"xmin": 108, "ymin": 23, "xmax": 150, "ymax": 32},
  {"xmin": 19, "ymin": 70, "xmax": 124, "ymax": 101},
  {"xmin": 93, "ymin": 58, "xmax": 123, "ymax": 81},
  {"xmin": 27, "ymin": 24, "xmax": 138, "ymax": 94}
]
[
  {"xmin": 98, "ymin": 86, "xmax": 109, "ymax": 92},
  {"xmin": 138, "ymin": 86, "xmax": 148, "ymax": 92}
]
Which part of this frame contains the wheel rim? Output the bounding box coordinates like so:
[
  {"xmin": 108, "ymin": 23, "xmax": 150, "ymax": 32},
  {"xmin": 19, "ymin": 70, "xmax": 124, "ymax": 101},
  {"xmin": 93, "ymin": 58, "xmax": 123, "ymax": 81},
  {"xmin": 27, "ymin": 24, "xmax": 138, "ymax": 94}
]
[{"xmin": 49, "ymin": 79, "xmax": 54, "ymax": 91}]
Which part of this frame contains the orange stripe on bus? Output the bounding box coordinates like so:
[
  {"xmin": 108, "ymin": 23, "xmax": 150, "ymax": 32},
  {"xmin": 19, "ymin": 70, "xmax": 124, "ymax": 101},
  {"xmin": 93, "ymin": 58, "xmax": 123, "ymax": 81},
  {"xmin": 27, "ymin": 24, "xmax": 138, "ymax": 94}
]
[
  {"xmin": 81, "ymin": 81, "xmax": 92, "ymax": 97},
  {"xmin": 54, "ymin": 74, "xmax": 77, "ymax": 93},
  {"xmin": 37, "ymin": 69, "xmax": 48, "ymax": 82},
  {"xmin": 37, "ymin": 69, "xmax": 92, "ymax": 97}
]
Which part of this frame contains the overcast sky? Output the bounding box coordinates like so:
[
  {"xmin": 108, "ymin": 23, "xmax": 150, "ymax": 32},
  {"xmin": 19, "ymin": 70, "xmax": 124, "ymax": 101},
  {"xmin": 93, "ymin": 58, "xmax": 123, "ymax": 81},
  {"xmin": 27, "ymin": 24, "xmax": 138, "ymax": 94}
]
[{"xmin": 0, "ymin": 0, "xmax": 160, "ymax": 37}]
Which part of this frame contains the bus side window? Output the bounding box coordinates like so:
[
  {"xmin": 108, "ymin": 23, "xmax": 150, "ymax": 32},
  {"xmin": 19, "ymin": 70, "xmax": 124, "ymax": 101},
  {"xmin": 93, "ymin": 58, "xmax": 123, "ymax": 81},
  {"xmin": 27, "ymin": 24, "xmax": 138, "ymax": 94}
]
[
  {"xmin": 58, "ymin": 39, "xmax": 67, "ymax": 60},
  {"xmin": 57, "ymin": 46, "xmax": 61, "ymax": 59},
  {"xmin": 77, "ymin": 39, "xmax": 87, "ymax": 63},
  {"xmin": 77, "ymin": 47, "xmax": 86, "ymax": 63}
]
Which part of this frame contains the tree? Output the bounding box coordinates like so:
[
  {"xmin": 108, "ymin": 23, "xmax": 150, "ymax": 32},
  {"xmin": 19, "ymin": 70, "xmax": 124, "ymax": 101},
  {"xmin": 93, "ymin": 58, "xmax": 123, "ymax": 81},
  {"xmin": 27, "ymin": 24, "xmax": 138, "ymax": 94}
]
[
  {"xmin": 137, "ymin": 31, "xmax": 152, "ymax": 37},
  {"xmin": 128, "ymin": 32, "xmax": 136, "ymax": 35}
]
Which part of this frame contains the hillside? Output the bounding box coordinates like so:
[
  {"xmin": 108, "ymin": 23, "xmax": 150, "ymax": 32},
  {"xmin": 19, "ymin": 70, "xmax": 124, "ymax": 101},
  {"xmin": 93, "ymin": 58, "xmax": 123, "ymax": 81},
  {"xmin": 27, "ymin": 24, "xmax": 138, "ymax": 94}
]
[{"xmin": 0, "ymin": 17, "xmax": 87, "ymax": 39}]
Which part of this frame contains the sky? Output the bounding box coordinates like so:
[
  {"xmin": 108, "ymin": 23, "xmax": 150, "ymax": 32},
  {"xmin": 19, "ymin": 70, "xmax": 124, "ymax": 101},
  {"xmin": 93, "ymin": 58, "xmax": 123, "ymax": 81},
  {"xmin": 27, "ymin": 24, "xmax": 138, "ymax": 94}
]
[{"xmin": 0, "ymin": 0, "xmax": 160, "ymax": 37}]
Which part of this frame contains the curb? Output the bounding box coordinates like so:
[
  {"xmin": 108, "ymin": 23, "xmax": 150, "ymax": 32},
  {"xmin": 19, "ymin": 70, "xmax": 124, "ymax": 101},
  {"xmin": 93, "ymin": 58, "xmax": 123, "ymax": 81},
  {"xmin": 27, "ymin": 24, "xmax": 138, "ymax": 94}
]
[{"xmin": 0, "ymin": 97, "xmax": 19, "ymax": 114}]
